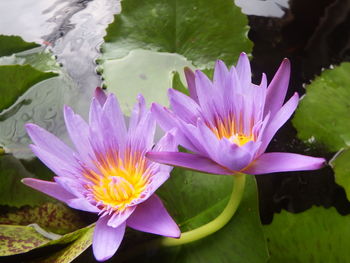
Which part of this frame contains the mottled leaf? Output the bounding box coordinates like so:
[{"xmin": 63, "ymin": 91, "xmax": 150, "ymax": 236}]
[
  {"xmin": 35, "ymin": 226, "xmax": 94, "ymax": 263},
  {"xmin": 0, "ymin": 225, "xmax": 50, "ymax": 256},
  {"xmin": 0, "ymin": 202, "xmax": 85, "ymax": 235},
  {"xmin": 264, "ymin": 206, "xmax": 350, "ymax": 262}
]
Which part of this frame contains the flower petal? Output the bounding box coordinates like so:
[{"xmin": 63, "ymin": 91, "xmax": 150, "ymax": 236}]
[
  {"xmin": 66, "ymin": 198, "xmax": 100, "ymax": 213},
  {"xmin": 168, "ymin": 88, "xmax": 201, "ymax": 125},
  {"xmin": 259, "ymin": 92, "xmax": 299, "ymax": 155},
  {"xmin": 264, "ymin": 58, "xmax": 291, "ymax": 117},
  {"xmin": 107, "ymin": 206, "xmax": 135, "ymax": 228},
  {"xmin": 25, "ymin": 124, "xmax": 76, "ymax": 164},
  {"xmin": 151, "ymin": 103, "xmax": 178, "ymax": 132},
  {"xmin": 22, "ymin": 178, "xmax": 76, "ymax": 203},
  {"xmin": 93, "ymin": 216, "xmax": 126, "ymax": 262},
  {"xmin": 243, "ymin": 152, "xmax": 326, "ymax": 175},
  {"xmin": 129, "ymin": 94, "xmax": 146, "ymax": 132},
  {"xmin": 146, "ymin": 151, "xmax": 232, "ymax": 175},
  {"xmin": 64, "ymin": 105, "xmax": 95, "ymax": 166},
  {"xmin": 184, "ymin": 67, "xmax": 198, "ymax": 103},
  {"xmin": 236, "ymin": 52, "xmax": 251, "ymax": 87},
  {"xmin": 127, "ymin": 195, "xmax": 180, "ymax": 238},
  {"xmin": 29, "ymin": 145, "xmax": 79, "ymax": 178},
  {"xmin": 94, "ymin": 87, "xmax": 107, "ymax": 106}
]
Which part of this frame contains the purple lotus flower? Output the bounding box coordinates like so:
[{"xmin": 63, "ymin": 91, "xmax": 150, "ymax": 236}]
[
  {"xmin": 147, "ymin": 53, "xmax": 325, "ymax": 175},
  {"xmin": 22, "ymin": 89, "xmax": 180, "ymax": 261}
]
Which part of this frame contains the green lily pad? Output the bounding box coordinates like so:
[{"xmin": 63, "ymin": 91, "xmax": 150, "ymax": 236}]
[
  {"xmin": 0, "ymin": 64, "xmax": 57, "ymax": 111},
  {"xmin": 124, "ymin": 170, "xmax": 268, "ymax": 263},
  {"xmin": 0, "ymin": 202, "xmax": 85, "ymax": 235},
  {"xmin": 293, "ymin": 62, "xmax": 350, "ymax": 152},
  {"xmin": 330, "ymin": 148, "xmax": 350, "ymax": 201},
  {"xmin": 264, "ymin": 206, "xmax": 350, "ymax": 262},
  {"xmin": 0, "ymin": 35, "xmax": 39, "ymax": 57},
  {"xmin": 100, "ymin": 0, "xmax": 252, "ymax": 114},
  {"xmin": 0, "ymin": 155, "xmax": 53, "ymax": 207}
]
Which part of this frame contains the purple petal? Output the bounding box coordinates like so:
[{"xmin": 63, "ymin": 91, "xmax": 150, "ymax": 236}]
[
  {"xmin": 264, "ymin": 58, "xmax": 291, "ymax": 117},
  {"xmin": 94, "ymin": 87, "xmax": 107, "ymax": 106},
  {"xmin": 127, "ymin": 195, "xmax": 180, "ymax": 238},
  {"xmin": 129, "ymin": 94, "xmax": 146, "ymax": 132},
  {"xmin": 29, "ymin": 145, "xmax": 79, "ymax": 178},
  {"xmin": 64, "ymin": 106, "xmax": 95, "ymax": 167},
  {"xmin": 146, "ymin": 151, "xmax": 233, "ymax": 175},
  {"xmin": 213, "ymin": 60, "xmax": 229, "ymax": 90},
  {"xmin": 66, "ymin": 198, "xmax": 100, "ymax": 213},
  {"xmin": 93, "ymin": 215, "xmax": 126, "ymax": 262},
  {"xmin": 102, "ymin": 94, "xmax": 127, "ymax": 149},
  {"xmin": 184, "ymin": 67, "xmax": 198, "ymax": 103},
  {"xmin": 258, "ymin": 92, "xmax": 299, "ymax": 155},
  {"xmin": 168, "ymin": 88, "xmax": 201, "ymax": 125},
  {"xmin": 151, "ymin": 103, "xmax": 178, "ymax": 132},
  {"xmin": 22, "ymin": 178, "xmax": 76, "ymax": 203},
  {"xmin": 236, "ymin": 52, "xmax": 251, "ymax": 87},
  {"xmin": 25, "ymin": 124, "xmax": 76, "ymax": 164},
  {"xmin": 243, "ymin": 152, "xmax": 326, "ymax": 175},
  {"xmin": 152, "ymin": 130, "xmax": 178, "ymax": 173},
  {"xmin": 196, "ymin": 120, "xmax": 255, "ymax": 171},
  {"xmin": 107, "ymin": 207, "xmax": 135, "ymax": 228}
]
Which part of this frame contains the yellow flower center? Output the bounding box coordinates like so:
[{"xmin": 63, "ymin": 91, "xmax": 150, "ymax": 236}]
[
  {"xmin": 209, "ymin": 116, "xmax": 254, "ymax": 146},
  {"xmin": 84, "ymin": 150, "xmax": 150, "ymax": 211}
]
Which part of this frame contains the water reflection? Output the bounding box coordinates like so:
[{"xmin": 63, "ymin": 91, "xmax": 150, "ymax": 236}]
[
  {"xmin": 235, "ymin": 0, "xmax": 289, "ymax": 17},
  {"xmin": 0, "ymin": 0, "xmax": 120, "ymax": 159}
]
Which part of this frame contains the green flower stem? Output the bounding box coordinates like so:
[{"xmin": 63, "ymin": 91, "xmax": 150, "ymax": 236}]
[{"xmin": 161, "ymin": 173, "xmax": 246, "ymax": 247}]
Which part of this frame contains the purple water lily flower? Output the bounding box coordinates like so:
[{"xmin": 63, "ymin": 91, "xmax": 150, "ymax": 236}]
[
  {"xmin": 22, "ymin": 88, "xmax": 180, "ymax": 261},
  {"xmin": 147, "ymin": 53, "xmax": 325, "ymax": 175}
]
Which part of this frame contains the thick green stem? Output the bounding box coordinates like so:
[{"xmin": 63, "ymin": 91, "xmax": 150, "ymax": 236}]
[{"xmin": 161, "ymin": 173, "xmax": 246, "ymax": 246}]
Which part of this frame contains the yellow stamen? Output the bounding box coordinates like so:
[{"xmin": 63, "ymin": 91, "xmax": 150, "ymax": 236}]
[
  {"xmin": 84, "ymin": 150, "xmax": 150, "ymax": 212},
  {"xmin": 209, "ymin": 116, "xmax": 254, "ymax": 146}
]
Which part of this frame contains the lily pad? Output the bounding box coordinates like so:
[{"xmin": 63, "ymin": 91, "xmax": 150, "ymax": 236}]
[
  {"xmin": 330, "ymin": 148, "xmax": 350, "ymax": 201},
  {"xmin": 0, "ymin": 155, "xmax": 52, "ymax": 207},
  {"xmin": 0, "ymin": 35, "xmax": 39, "ymax": 57},
  {"xmin": 264, "ymin": 206, "xmax": 350, "ymax": 262},
  {"xmin": 131, "ymin": 170, "xmax": 269, "ymax": 263},
  {"xmin": 0, "ymin": 64, "xmax": 57, "ymax": 111},
  {"xmin": 100, "ymin": 0, "xmax": 252, "ymax": 114},
  {"xmin": 293, "ymin": 62, "xmax": 350, "ymax": 151}
]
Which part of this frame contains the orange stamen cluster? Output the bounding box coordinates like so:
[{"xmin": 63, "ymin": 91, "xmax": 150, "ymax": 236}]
[
  {"xmin": 84, "ymin": 149, "xmax": 151, "ymax": 212},
  {"xmin": 209, "ymin": 114, "xmax": 255, "ymax": 146}
]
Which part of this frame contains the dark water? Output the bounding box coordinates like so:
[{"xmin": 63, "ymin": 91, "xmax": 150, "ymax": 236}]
[{"xmin": 0, "ymin": 0, "xmax": 350, "ymax": 245}]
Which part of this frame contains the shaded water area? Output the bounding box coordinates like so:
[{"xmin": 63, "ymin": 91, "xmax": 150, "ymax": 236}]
[{"xmin": 1, "ymin": 0, "xmax": 350, "ymax": 248}]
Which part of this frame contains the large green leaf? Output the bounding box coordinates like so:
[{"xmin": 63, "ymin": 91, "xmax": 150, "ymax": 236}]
[
  {"xmin": 264, "ymin": 207, "xmax": 350, "ymax": 262},
  {"xmin": 120, "ymin": 170, "xmax": 268, "ymax": 263},
  {"xmin": 0, "ymin": 155, "xmax": 53, "ymax": 207},
  {"xmin": 293, "ymin": 63, "xmax": 350, "ymax": 152},
  {"xmin": 0, "ymin": 202, "xmax": 85, "ymax": 235},
  {"xmin": 0, "ymin": 35, "xmax": 39, "ymax": 57},
  {"xmin": 0, "ymin": 64, "xmax": 57, "ymax": 111},
  {"xmin": 330, "ymin": 148, "xmax": 350, "ymax": 201},
  {"xmin": 100, "ymin": 0, "xmax": 252, "ymax": 114}
]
